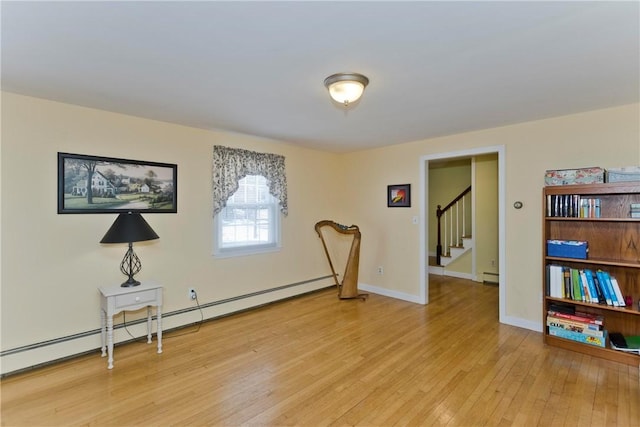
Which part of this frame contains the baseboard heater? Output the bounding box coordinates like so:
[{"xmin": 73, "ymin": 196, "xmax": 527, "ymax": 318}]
[
  {"xmin": 0, "ymin": 275, "xmax": 334, "ymax": 359},
  {"xmin": 482, "ymin": 271, "xmax": 499, "ymax": 285}
]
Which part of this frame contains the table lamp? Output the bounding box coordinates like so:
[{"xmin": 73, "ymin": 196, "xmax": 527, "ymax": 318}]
[{"xmin": 100, "ymin": 212, "xmax": 159, "ymax": 287}]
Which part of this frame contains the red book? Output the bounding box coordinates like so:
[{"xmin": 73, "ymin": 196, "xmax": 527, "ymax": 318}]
[{"xmin": 547, "ymin": 310, "xmax": 603, "ymax": 326}]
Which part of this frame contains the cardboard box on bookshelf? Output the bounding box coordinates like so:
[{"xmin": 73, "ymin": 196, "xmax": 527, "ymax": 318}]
[
  {"xmin": 606, "ymin": 166, "xmax": 640, "ymax": 183},
  {"xmin": 544, "ymin": 167, "xmax": 604, "ymax": 186},
  {"xmin": 546, "ymin": 240, "xmax": 588, "ymax": 259},
  {"xmin": 548, "ymin": 325, "xmax": 607, "ymax": 347}
]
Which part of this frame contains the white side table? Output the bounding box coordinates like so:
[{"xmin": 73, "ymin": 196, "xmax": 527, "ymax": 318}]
[{"xmin": 99, "ymin": 282, "xmax": 163, "ymax": 369}]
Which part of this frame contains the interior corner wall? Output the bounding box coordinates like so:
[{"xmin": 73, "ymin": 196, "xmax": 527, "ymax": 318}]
[
  {"xmin": 474, "ymin": 153, "xmax": 499, "ymax": 279},
  {"xmin": 0, "ymin": 92, "xmax": 343, "ymax": 374},
  {"xmin": 340, "ymin": 103, "xmax": 640, "ymax": 328}
]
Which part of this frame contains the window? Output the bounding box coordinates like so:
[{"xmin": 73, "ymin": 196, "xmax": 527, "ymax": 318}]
[
  {"xmin": 214, "ymin": 175, "xmax": 280, "ymax": 257},
  {"xmin": 212, "ymin": 145, "xmax": 287, "ymax": 257}
]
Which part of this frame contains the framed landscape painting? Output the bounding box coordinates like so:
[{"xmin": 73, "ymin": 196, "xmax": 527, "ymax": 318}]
[{"xmin": 58, "ymin": 152, "xmax": 177, "ymax": 214}]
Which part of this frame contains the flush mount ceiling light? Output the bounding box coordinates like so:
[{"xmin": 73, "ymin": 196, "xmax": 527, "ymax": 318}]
[{"xmin": 324, "ymin": 72, "xmax": 369, "ymax": 106}]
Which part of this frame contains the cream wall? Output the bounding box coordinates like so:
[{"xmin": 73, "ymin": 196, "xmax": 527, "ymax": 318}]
[
  {"xmin": 2, "ymin": 93, "xmax": 639, "ymax": 375},
  {"xmin": 0, "ymin": 92, "xmax": 342, "ymax": 374},
  {"xmin": 426, "ymin": 156, "xmax": 498, "ymax": 281},
  {"xmin": 342, "ymin": 103, "xmax": 639, "ymax": 325},
  {"xmin": 474, "ymin": 153, "xmax": 499, "ymax": 278}
]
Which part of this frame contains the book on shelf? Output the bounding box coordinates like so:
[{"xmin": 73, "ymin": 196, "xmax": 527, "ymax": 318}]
[
  {"xmin": 595, "ymin": 270, "xmax": 613, "ymax": 305},
  {"xmin": 603, "ymin": 271, "xmax": 619, "ymax": 306},
  {"xmin": 545, "ymin": 195, "xmax": 602, "ymax": 218},
  {"xmin": 571, "ymin": 268, "xmax": 582, "ymax": 301},
  {"xmin": 583, "ymin": 269, "xmax": 599, "ymax": 304},
  {"xmin": 609, "ymin": 276, "xmax": 626, "ymax": 307},
  {"xmin": 546, "ymin": 264, "xmax": 564, "ymax": 298},
  {"xmin": 547, "ymin": 194, "xmax": 580, "ymax": 217},
  {"xmin": 579, "ymin": 270, "xmax": 592, "ymax": 303},
  {"xmin": 546, "ymin": 315, "xmax": 604, "ymax": 337},
  {"xmin": 590, "ymin": 271, "xmax": 606, "ymax": 303},
  {"xmin": 563, "ymin": 267, "xmax": 571, "ymax": 299},
  {"xmin": 580, "ymin": 198, "xmax": 601, "ymax": 218},
  {"xmin": 547, "ymin": 265, "xmax": 626, "ymax": 308},
  {"xmin": 598, "ymin": 270, "xmax": 624, "ymax": 307},
  {"xmin": 580, "ymin": 199, "xmax": 601, "ymax": 218},
  {"xmin": 547, "ymin": 305, "xmax": 604, "ymax": 326},
  {"xmin": 609, "ymin": 333, "xmax": 640, "ymax": 355},
  {"xmin": 548, "ymin": 325, "xmax": 607, "ymax": 347}
]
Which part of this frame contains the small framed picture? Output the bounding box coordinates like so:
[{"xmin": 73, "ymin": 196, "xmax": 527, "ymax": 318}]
[{"xmin": 387, "ymin": 184, "xmax": 411, "ymax": 208}]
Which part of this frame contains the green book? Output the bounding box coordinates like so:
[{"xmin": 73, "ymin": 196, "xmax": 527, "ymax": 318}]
[
  {"xmin": 625, "ymin": 336, "xmax": 640, "ymax": 350},
  {"xmin": 571, "ymin": 268, "xmax": 582, "ymax": 301}
]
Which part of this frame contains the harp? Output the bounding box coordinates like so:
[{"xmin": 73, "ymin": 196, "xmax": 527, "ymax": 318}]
[{"xmin": 314, "ymin": 220, "xmax": 368, "ymax": 300}]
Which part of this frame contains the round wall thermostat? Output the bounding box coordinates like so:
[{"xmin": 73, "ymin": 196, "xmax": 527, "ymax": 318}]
[{"xmin": 513, "ymin": 201, "xmax": 523, "ymax": 209}]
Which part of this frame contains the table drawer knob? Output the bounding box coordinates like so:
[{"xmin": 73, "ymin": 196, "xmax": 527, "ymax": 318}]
[{"xmin": 114, "ymin": 290, "xmax": 156, "ymax": 308}]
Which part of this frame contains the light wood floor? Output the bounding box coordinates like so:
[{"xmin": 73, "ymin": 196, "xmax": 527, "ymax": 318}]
[{"xmin": 2, "ymin": 275, "xmax": 639, "ymax": 426}]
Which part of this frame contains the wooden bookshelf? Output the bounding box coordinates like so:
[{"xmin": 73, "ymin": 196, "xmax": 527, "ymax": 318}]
[{"xmin": 543, "ymin": 182, "xmax": 640, "ymax": 366}]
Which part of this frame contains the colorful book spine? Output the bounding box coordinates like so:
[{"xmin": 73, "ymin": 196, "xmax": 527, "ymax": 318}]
[
  {"xmin": 571, "ymin": 268, "xmax": 583, "ymax": 301},
  {"xmin": 547, "ymin": 310, "xmax": 603, "ymax": 326},
  {"xmin": 584, "ymin": 269, "xmax": 599, "ymax": 303},
  {"xmin": 548, "ymin": 326, "xmax": 607, "ymax": 347},
  {"xmin": 563, "ymin": 267, "xmax": 571, "ymax": 299},
  {"xmin": 572, "ymin": 195, "xmax": 580, "ymax": 218},
  {"xmin": 550, "ymin": 265, "xmax": 559, "ymax": 298},
  {"xmin": 601, "ymin": 271, "xmax": 620, "ymax": 306},
  {"xmin": 579, "ymin": 198, "xmax": 602, "ymax": 218},
  {"xmin": 591, "ymin": 272, "xmax": 605, "ymax": 303},
  {"xmin": 609, "ymin": 276, "xmax": 626, "ymax": 307},
  {"xmin": 579, "ymin": 270, "xmax": 590, "ymax": 302},
  {"xmin": 595, "ymin": 270, "xmax": 613, "ymax": 305},
  {"xmin": 547, "ymin": 194, "xmax": 583, "ymax": 217}
]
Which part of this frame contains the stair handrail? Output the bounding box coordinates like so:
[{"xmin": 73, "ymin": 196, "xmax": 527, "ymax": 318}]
[{"xmin": 436, "ymin": 185, "xmax": 471, "ymax": 265}]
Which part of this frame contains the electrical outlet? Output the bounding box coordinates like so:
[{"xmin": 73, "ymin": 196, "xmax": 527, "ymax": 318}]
[
  {"xmin": 188, "ymin": 288, "xmax": 197, "ymax": 300},
  {"xmin": 377, "ymin": 266, "xmax": 384, "ymax": 275}
]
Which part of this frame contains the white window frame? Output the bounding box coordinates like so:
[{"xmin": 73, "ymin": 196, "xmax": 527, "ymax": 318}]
[{"xmin": 213, "ymin": 175, "xmax": 281, "ymax": 258}]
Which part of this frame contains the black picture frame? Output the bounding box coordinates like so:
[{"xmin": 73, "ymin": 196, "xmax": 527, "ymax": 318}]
[
  {"xmin": 387, "ymin": 184, "xmax": 411, "ymax": 208},
  {"xmin": 58, "ymin": 152, "xmax": 177, "ymax": 214}
]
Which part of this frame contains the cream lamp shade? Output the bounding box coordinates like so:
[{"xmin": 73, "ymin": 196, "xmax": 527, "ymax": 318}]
[{"xmin": 324, "ymin": 73, "xmax": 369, "ymax": 106}]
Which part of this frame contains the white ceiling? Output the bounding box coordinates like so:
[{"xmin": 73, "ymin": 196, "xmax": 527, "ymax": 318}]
[{"xmin": 2, "ymin": 1, "xmax": 638, "ymax": 153}]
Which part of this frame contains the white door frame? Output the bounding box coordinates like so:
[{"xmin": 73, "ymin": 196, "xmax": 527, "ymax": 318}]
[{"xmin": 419, "ymin": 145, "xmax": 506, "ymax": 323}]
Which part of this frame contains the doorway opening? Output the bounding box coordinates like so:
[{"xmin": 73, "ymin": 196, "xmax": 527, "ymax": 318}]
[{"xmin": 419, "ymin": 145, "xmax": 506, "ymax": 323}]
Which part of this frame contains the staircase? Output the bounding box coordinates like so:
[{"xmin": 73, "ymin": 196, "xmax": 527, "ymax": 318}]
[
  {"xmin": 433, "ymin": 185, "xmax": 472, "ymax": 274},
  {"xmin": 439, "ymin": 235, "xmax": 473, "ymax": 266}
]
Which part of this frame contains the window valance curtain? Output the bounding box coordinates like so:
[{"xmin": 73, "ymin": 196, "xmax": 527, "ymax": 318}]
[{"xmin": 212, "ymin": 145, "xmax": 288, "ymax": 216}]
